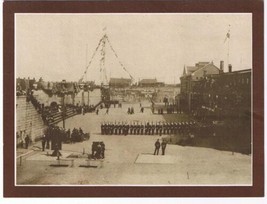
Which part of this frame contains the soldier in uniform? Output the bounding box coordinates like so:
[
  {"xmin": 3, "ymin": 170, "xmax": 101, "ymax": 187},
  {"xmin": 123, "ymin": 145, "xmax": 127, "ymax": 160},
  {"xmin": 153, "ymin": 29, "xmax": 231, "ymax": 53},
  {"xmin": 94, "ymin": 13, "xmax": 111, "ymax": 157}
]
[
  {"xmin": 140, "ymin": 122, "xmax": 144, "ymax": 135},
  {"xmin": 170, "ymin": 123, "xmax": 174, "ymax": 134},
  {"xmin": 144, "ymin": 122, "xmax": 148, "ymax": 135},
  {"xmin": 146, "ymin": 122, "xmax": 150, "ymax": 135},
  {"xmin": 174, "ymin": 122, "xmax": 178, "ymax": 134},
  {"xmin": 187, "ymin": 122, "xmax": 191, "ymax": 135},
  {"xmin": 159, "ymin": 122, "xmax": 163, "ymax": 136},
  {"xmin": 118, "ymin": 122, "xmax": 121, "ymax": 135},
  {"xmin": 129, "ymin": 122, "xmax": 133, "ymax": 135},
  {"xmin": 168, "ymin": 123, "xmax": 172, "ymax": 134},
  {"xmin": 112, "ymin": 122, "xmax": 115, "ymax": 135},
  {"xmin": 107, "ymin": 123, "xmax": 111, "ymax": 135},
  {"xmin": 180, "ymin": 122, "xmax": 184, "ymax": 135},
  {"xmin": 122, "ymin": 122, "xmax": 125, "ymax": 135},
  {"xmin": 181, "ymin": 122, "xmax": 185, "ymax": 134},
  {"xmin": 169, "ymin": 122, "xmax": 173, "ymax": 134},
  {"xmin": 105, "ymin": 122, "xmax": 109, "ymax": 135},
  {"xmin": 101, "ymin": 123, "xmax": 103, "ymax": 135},
  {"xmin": 124, "ymin": 122, "xmax": 129, "ymax": 136},
  {"xmin": 151, "ymin": 122, "xmax": 155, "ymax": 135},
  {"xmin": 131, "ymin": 122, "xmax": 135, "ymax": 135},
  {"xmin": 102, "ymin": 123, "xmax": 106, "ymax": 135},
  {"xmin": 104, "ymin": 123, "xmax": 108, "ymax": 135},
  {"xmin": 165, "ymin": 122, "xmax": 168, "ymax": 134},
  {"xmin": 155, "ymin": 122, "xmax": 159, "ymax": 135},
  {"xmin": 136, "ymin": 122, "xmax": 139, "ymax": 135},
  {"xmin": 100, "ymin": 142, "xmax": 105, "ymax": 159},
  {"xmin": 121, "ymin": 122, "xmax": 125, "ymax": 135},
  {"xmin": 162, "ymin": 122, "xmax": 166, "ymax": 134},
  {"xmin": 136, "ymin": 122, "xmax": 140, "ymax": 135},
  {"xmin": 113, "ymin": 122, "xmax": 116, "ymax": 135}
]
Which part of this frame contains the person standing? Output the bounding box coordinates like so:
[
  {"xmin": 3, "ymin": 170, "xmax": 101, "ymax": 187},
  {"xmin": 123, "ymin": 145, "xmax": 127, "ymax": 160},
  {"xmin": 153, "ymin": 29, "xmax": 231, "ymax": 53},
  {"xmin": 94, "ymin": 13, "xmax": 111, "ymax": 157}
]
[
  {"xmin": 154, "ymin": 139, "xmax": 160, "ymax": 155},
  {"xmin": 41, "ymin": 134, "xmax": 46, "ymax": 151},
  {"xmin": 161, "ymin": 140, "xmax": 167, "ymax": 155},
  {"xmin": 100, "ymin": 142, "xmax": 105, "ymax": 159},
  {"xmin": 105, "ymin": 107, "xmax": 109, "ymax": 115},
  {"xmin": 96, "ymin": 143, "xmax": 102, "ymax": 159},
  {"xmin": 25, "ymin": 135, "xmax": 30, "ymax": 149}
]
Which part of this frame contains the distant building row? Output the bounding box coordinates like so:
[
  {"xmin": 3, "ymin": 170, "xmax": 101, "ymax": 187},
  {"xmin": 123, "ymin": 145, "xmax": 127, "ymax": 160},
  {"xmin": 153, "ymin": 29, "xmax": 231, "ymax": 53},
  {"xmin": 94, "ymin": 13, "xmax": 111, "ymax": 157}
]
[{"xmin": 109, "ymin": 78, "xmax": 165, "ymax": 88}]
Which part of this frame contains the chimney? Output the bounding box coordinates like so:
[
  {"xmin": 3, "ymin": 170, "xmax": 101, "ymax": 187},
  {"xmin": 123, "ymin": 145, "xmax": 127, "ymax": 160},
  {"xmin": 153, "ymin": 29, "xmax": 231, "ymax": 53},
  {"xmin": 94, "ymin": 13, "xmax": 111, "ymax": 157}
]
[
  {"xmin": 228, "ymin": 64, "xmax": 232, "ymax": 73},
  {"xmin": 220, "ymin": 61, "xmax": 224, "ymax": 73}
]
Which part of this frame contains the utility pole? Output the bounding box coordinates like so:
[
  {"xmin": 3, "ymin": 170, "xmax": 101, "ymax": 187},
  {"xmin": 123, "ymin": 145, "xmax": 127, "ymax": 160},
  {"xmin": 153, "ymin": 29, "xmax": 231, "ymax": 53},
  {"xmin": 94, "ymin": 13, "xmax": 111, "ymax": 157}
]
[{"xmin": 62, "ymin": 93, "xmax": 66, "ymax": 130}]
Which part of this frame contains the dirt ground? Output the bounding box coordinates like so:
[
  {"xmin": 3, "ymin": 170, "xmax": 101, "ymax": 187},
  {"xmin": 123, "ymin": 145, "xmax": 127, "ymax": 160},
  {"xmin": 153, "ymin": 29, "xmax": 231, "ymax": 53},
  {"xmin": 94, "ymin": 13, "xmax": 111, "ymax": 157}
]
[{"xmin": 16, "ymin": 102, "xmax": 252, "ymax": 185}]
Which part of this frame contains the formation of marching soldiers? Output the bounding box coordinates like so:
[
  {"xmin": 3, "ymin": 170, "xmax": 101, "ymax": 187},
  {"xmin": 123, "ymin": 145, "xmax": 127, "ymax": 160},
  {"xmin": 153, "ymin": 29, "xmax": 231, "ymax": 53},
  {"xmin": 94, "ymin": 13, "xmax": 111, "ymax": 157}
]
[{"xmin": 101, "ymin": 121, "xmax": 197, "ymax": 136}]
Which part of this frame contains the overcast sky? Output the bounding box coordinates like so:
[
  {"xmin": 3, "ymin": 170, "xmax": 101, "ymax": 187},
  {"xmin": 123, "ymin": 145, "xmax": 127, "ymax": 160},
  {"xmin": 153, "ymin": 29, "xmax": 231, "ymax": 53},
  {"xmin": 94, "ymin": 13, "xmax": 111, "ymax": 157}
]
[{"xmin": 16, "ymin": 14, "xmax": 252, "ymax": 84}]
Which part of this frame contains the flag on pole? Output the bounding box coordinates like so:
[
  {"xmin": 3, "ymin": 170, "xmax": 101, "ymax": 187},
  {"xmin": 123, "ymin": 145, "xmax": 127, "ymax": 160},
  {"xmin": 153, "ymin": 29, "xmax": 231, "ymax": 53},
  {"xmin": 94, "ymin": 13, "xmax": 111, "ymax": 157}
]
[{"xmin": 224, "ymin": 31, "xmax": 230, "ymax": 43}]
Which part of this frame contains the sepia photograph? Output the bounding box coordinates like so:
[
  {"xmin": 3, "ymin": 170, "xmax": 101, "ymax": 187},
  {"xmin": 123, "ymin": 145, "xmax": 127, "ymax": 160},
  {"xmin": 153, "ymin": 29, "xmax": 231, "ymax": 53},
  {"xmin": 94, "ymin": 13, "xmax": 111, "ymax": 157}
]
[{"xmin": 14, "ymin": 13, "xmax": 253, "ymax": 186}]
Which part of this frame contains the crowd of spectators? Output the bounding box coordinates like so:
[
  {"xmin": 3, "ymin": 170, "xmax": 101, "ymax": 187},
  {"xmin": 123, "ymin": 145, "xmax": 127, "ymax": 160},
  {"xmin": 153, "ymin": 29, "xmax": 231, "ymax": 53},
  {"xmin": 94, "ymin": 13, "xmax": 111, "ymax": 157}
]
[{"xmin": 44, "ymin": 125, "xmax": 89, "ymax": 148}]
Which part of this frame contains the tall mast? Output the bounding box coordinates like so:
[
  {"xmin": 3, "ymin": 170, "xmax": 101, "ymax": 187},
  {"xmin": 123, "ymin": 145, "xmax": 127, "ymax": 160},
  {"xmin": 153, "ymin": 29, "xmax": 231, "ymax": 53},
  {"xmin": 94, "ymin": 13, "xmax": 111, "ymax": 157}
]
[
  {"xmin": 85, "ymin": 44, "xmax": 88, "ymax": 82},
  {"xmin": 100, "ymin": 29, "xmax": 108, "ymax": 86}
]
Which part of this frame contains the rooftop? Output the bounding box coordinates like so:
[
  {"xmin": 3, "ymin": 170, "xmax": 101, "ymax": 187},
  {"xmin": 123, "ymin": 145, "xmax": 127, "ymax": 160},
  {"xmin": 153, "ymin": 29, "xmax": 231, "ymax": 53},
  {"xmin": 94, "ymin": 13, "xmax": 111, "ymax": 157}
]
[{"xmin": 139, "ymin": 79, "xmax": 158, "ymax": 84}]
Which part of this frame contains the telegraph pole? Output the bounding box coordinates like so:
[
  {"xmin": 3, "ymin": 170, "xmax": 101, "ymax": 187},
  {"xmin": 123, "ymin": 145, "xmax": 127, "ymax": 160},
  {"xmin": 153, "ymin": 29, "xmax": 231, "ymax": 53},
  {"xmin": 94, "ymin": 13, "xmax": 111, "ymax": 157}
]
[{"xmin": 62, "ymin": 93, "xmax": 66, "ymax": 129}]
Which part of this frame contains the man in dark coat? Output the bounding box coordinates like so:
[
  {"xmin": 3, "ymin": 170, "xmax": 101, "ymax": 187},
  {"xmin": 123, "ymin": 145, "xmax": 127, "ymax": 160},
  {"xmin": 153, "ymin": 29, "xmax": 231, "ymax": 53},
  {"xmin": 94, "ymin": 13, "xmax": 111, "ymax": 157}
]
[
  {"xmin": 41, "ymin": 134, "xmax": 46, "ymax": 151},
  {"xmin": 161, "ymin": 140, "xmax": 167, "ymax": 155},
  {"xmin": 25, "ymin": 135, "xmax": 30, "ymax": 149},
  {"xmin": 96, "ymin": 143, "xmax": 102, "ymax": 159},
  {"xmin": 100, "ymin": 142, "xmax": 105, "ymax": 159},
  {"xmin": 154, "ymin": 139, "xmax": 160, "ymax": 155}
]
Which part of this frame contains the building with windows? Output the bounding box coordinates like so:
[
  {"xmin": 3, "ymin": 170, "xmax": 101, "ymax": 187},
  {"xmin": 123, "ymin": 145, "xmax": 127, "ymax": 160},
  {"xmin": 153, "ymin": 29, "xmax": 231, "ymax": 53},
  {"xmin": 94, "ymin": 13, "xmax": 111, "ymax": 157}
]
[
  {"xmin": 178, "ymin": 61, "xmax": 251, "ymax": 123},
  {"xmin": 139, "ymin": 78, "xmax": 165, "ymax": 87},
  {"xmin": 180, "ymin": 61, "xmax": 221, "ymax": 95},
  {"xmin": 109, "ymin": 77, "xmax": 132, "ymax": 88}
]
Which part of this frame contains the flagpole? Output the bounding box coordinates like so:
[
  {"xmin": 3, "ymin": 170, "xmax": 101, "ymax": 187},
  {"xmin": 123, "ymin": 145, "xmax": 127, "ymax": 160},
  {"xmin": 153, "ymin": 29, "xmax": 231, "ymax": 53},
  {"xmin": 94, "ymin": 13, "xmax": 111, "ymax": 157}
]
[
  {"xmin": 227, "ymin": 24, "xmax": 230, "ymax": 67},
  {"xmin": 227, "ymin": 35, "xmax": 229, "ymax": 67}
]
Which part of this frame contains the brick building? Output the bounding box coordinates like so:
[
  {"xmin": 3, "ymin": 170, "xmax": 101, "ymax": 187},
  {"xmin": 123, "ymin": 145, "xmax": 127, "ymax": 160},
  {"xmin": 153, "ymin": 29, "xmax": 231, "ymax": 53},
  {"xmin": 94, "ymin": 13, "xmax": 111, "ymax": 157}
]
[
  {"xmin": 178, "ymin": 61, "xmax": 251, "ymax": 123},
  {"xmin": 194, "ymin": 68, "xmax": 251, "ymax": 121}
]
